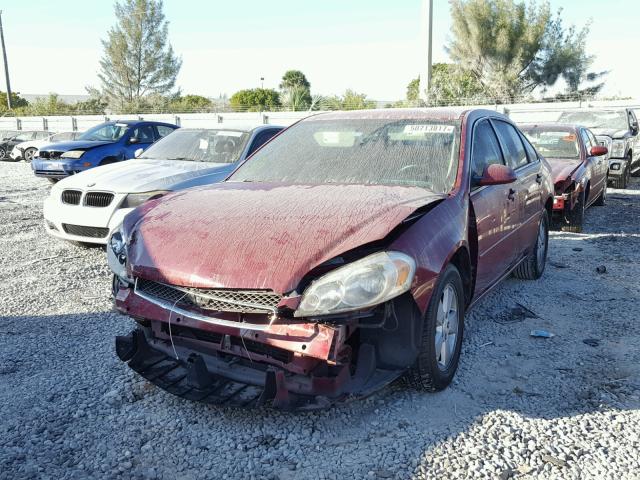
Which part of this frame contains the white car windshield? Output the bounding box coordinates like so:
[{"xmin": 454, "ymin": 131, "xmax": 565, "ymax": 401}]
[
  {"xmin": 139, "ymin": 129, "xmax": 251, "ymax": 163},
  {"xmin": 558, "ymin": 111, "xmax": 628, "ymax": 131},
  {"xmin": 230, "ymin": 118, "xmax": 461, "ymax": 193}
]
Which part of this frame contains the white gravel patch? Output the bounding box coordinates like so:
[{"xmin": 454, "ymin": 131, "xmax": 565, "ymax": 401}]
[{"xmin": 1, "ymin": 162, "xmax": 638, "ymax": 480}]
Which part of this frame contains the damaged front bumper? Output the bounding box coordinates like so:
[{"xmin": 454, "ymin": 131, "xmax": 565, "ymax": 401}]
[{"xmin": 114, "ymin": 284, "xmax": 406, "ymax": 410}]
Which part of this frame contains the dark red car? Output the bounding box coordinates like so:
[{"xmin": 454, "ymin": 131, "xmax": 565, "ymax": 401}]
[
  {"xmin": 520, "ymin": 124, "xmax": 608, "ymax": 232},
  {"xmin": 109, "ymin": 109, "xmax": 553, "ymax": 409}
]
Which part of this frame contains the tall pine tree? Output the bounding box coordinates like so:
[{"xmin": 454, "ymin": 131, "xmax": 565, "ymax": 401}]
[{"xmin": 99, "ymin": 0, "xmax": 182, "ymax": 108}]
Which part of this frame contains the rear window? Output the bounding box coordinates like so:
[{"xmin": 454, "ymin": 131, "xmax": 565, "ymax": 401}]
[{"xmin": 522, "ymin": 129, "xmax": 580, "ymax": 160}]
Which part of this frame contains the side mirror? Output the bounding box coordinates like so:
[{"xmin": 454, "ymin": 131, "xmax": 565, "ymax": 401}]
[
  {"xmin": 631, "ymin": 123, "xmax": 639, "ymax": 135},
  {"xmin": 134, "ymin": 148, "xmax": 144, "ymax": 158},
  {"xmin": 476, "ymin": 164, "xmax": 517, "ymax": 186},
  {"xmin": 590, "ymin": 145, "xmax": 608, "ymax": 157},
  {"xmin": 128, "ymin": 137, "xmax": 139, "ymax": 145}
]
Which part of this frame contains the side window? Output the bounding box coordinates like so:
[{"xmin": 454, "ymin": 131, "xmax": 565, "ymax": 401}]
[
  {"xmin": 247, "ymin": 129, "xmax": 279, "ymax": 156},
  {"xmin": 35, "ymin": 131, "xmax": 50, "ymax": 139},
  {"xmin": 156, "ymin": 125, "xmax": 175, "ymax": 140},
  {"xmin": 518, "ymin": 131, "xmax": 539, "ymax": 163},
  {"xmin": 493, "ymin": 120, "xmax": 528, "ymax": 169},
  {"xmin": 580, "ymin": 129, "xmax": 592, "ymax": 152},
  {"xmin": 471, "ymin": 120, "xmax": 505, "ymax": 181},
  {"xmin": 132, "ymin": 125, "xmax": 155, "ymax": 143},
  {"xmin": 586, "ymin": 130, "xmax": 598, "ymax": 148}
]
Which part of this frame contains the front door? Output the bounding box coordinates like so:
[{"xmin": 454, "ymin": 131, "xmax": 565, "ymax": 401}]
[{"xmin": 470, "ymin": 119, "xmax": 521, "ymax": 296}]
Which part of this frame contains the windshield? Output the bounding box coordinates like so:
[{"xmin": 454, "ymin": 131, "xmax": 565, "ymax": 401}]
[
  {"xmin": 230, "ymin": 118, "xmax": 460, "ymax": 193},
  {"xmin": 522, "ymin": 128, "xmax": 580, "ymax": 160},
  {"xmin": 78, "ymin": 123, "xmax": 129, "ymax": 142},
  {"xmin": 14, "ymin": 133, "xmax": 32, "ymax": 142},
  {"xmin": 558, "ymin": 111, "xmax": 628, "ymax": 130},
  {"xmin": 139, "ymin": 128, "xmax": 251, "ymax": 163},
  {"xmin": 51, "ymin": 132, "xmax": 74, "ymax": 142}
]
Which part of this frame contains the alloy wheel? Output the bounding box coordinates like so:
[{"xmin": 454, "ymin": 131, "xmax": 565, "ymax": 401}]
[
  {"xmin": 435, "ymin": 284, "xmax": 459, "ymax": 371},
  {"xmin": 536, "ymin": 216, "xmax": 548, "ymax": 271}
]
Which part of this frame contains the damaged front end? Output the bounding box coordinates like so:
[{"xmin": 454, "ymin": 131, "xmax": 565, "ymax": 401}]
[
  {"xmin": 113, "ymin": 277, "xmax": 423, "ymax": 410},
  {"xmin": 110, "ymin": 223, "xmax": 430, "ymax": 409}
]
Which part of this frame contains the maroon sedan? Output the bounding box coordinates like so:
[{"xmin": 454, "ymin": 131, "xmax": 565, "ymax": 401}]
[
  {"xmin": 520, "ymin": 124, "xmax": 608, "ymax": 232},
  {"xmin": 109, "ymin": 109, "xmax": 553, "ymax": 409}
]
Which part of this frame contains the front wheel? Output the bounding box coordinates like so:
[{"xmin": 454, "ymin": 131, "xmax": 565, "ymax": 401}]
[
  {"xmin": 406, "ymin": 263, "xmax": 465, "ymax": 392},
  {"xmin": 23, "ymin": 147, "xmax": 37, "ymax": 162},
  {"xmin": 563, "ymin": 190, "xmax": 585, "ymax": 233},
  {"xmin": 513, "ymin": 210, "xmax": 549, "ymax": 280}
]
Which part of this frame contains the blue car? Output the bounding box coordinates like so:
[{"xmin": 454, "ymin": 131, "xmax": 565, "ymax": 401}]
[{"xmin": 32, "ymin": 120, "xmax": 178, "ymax": 182}]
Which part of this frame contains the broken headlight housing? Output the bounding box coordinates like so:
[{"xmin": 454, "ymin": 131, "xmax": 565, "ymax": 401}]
[
  {"xmin": 107, "ymin": 226, "xmax": 131, "ymax": 282},
  {"xmin": 295, "ymin": 251, "xmax": 416, "ymax": 317},
  {"xmin": 120, "ymin": 190, "xmax": 169, "ymax": 209}
]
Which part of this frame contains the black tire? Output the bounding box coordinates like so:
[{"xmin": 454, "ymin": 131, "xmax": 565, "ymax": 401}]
[
  {"xmin": 609, "ymin": 168, "xmax": 628, "ymax": 189},
  {"xmin": 0, "ymin": 147, "xmax": 6, "ymax": 159},
  {"xmin": 563, "ymin": 190, "xmax": 585, "ymax": 233},
  {"xmin": 513, "ymin": 210, "xmax": 549, "ymax": 280},
  {"xmin": 630, "ymin": 153, "xmax": 639, "ymax": 177},
  {"xmin": 593, "ymin": 178, "xmax": 607, "ymax": 206},
  {"xmin": 406, "ymin": 263, "xmax": 465, "ymax": 392},
  {"xmin": 23, "ymin": 147, "xmax": 37, "ymax": 162}
]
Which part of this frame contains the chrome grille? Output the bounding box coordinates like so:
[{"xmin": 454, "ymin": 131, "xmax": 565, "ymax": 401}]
[
  {"xmin": 61, "ymin": 189, "xmax": 82, "ymax": 205},
  {"xmin": 62, "ymin": 224, "xmax": 109, "ymax": 238},
  {"xmin": 84, "ymin": 192, "xmax": 114, "ymax": 207},
  {"xmin": 136, "ymin": 278, "xmax": 282, "ymax": 314}
]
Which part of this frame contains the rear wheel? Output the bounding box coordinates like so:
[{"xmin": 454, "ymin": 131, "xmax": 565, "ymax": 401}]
[
  {"xmin": 513, "ymin": 210, "xmax": 548, "ymax": 280},
  {"xmin": 406, "ymin": 263, "xmax": 465, "ymax": 392},
  {"xmin": 0, "ymin": 147, "xmax": 6, "ymax": 159},
  {"xmin": 563, "ymin": 190, "xmax": 585, "ymax": 233}
]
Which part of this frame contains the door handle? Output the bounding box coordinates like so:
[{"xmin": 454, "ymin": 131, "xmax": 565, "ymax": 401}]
[
  {"xmin": 508, "ymin": 188, "xmax": 516, "ymax": 201},
  {"xmin": 535, "ymin": 173, "xmax": 543, "ymax": 184}
]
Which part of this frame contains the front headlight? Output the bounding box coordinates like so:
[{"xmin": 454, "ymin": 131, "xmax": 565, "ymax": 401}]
[
  {"xmin": 61, "ymin": 150, "xmax": 85, "ymax": 159},
  {"xmin": 107, "ymin": 227, "xmax": 130, "ymax": 281},
  {"xmin": 295, "ymin": 251, "xmax": 416, "ymax": 317},
  {"xmin": 120, "ymin": 190, "xmax": 169, "ymax": 209},
  {"xmin": 611, "ymin": 140, "xmax": 626, "ymax": 158}
]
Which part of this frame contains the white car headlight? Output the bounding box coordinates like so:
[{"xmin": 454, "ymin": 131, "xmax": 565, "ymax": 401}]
[
  {"xmin": 107, "ymin": 227, "xmax": 130, "ymax": 281},
  {"xmin": 61, "ymin": 150, "xmax": 85, "ymax": 159},
  {"xmin": 610, "ymin": 140, "xmax": 626, "ymax": 158},
  {"xmin": 295, "ymin": 251, "xmax": 416, "ymax": 317},
  {"xmin": 120, "ymin": 190, "xmax": 169, "ymax": 209}
]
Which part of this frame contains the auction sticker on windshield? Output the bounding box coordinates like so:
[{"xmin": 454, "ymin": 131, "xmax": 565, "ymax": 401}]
[{"xmin": 404, "ymin": 124, "xmax": 455, "ymax": 135}]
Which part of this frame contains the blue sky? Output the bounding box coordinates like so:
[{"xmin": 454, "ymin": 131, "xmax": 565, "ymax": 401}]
[{"xmin": 5, "ymin": 0, "xmax": 639, "ymax": 100}]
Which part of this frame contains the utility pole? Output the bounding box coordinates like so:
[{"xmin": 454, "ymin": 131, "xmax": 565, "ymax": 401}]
[
  {"xmin": 0, "ymin": 11, "xmax": 12, "ymax": 110},
  {"xmin": 419, "ymin": 0, "xmax": 433, "ymax": 103}
]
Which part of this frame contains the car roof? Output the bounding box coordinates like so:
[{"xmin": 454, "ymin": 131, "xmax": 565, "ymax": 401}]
[
  {"xmin": 305, "ymin": 107, "xmax": 472, "ymax": 122},
  {"xmin": 106, "ymin": 120, "xmax": 178, "ymax": 127},
  {"xmin": 176, "ymin": 125, "xmax": 283, "ymax": 133},
  {"xmin": 519, "ymin": 123, "xmax": 580, "ymax": 132}
]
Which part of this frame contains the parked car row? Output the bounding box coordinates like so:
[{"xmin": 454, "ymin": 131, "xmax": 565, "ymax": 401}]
[{"xmin": 32, "ymin": 106, "xmax": 629, "ymax": 410}]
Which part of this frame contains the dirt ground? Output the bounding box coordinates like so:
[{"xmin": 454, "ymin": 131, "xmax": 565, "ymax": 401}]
[{"xmin": 1, "ymin": 162, "xmax": 638, "ymax": 479}]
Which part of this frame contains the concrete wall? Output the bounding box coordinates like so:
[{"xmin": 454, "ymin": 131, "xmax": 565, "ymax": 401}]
[{"xmin": 2, "ymin": 98, "xmax": 639, "ymax": 133}]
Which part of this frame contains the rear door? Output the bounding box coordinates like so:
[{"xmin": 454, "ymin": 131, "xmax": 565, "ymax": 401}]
[
  {"xmin": 469, "ymin": 119, "xmax": 521, "ymax": 295},
  {"xmin": 492, "ymin": 120, "xmax": 542, "ymax": 260}
]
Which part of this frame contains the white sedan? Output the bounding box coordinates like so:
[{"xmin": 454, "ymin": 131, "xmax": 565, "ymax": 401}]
[
  {"xmin": 10, "ymin": 131, "xmax": 81, "ymax": 161},
  {"xmin": 43, "ymin": 125, "xmax": 282, "ymax": 244}
]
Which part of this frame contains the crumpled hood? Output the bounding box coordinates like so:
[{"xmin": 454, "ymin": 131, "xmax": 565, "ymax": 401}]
[
  {"xmin": 125, "ymin": 182, "xmax": 444, "ymax": 293},
  {"xmin": 589, "ymin": 128, "xmax": 629, "ymax": 139},
  {"xmin": 39, "ymin": 140, "xmax": 113, "ymax": 152},
  {"xmin": 547, "ymin": 158, "xmax": 582, "ymax": 184},
  {"xmin": 56, "ymin": 159, "xmax": 231, "ymax": 193}
]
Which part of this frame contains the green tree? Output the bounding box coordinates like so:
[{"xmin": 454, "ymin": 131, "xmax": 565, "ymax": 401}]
[
  {"xmin": 0, "ymin": 92, "xmax": 29, "ymax": 112},
  {"xmin": 280, "ymin": 70, "xmax": 312, "ymax": 111},
  {"xmin": 406, "ymin": 78, "xmax": 420, "ymax": 103},
  {"xmin": 99, "ymin": 0, "xmax": 182, "ymax": 107},
  {"xmin": 229, "ymin": 88, "xmax": 281, "ymax": 112},
  {"xmin": 170, "ymin": 94, "xmax": 213, "ymax": 112},
  {"xmin": 340, "ymin": 90, "xmax": 376, "ymax": 110},
  {"xmin": 22, "ymin": 94, "xmax": 70, "ymax": 116},
  {"xmin": 447, "ymin": 0, "xmax": 600, "ymax": 100}
]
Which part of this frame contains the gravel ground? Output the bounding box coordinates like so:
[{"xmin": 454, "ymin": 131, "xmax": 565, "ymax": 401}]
[{"xmin": 1, "ymin": 161, "xmax": 639, "ymax": 480}]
